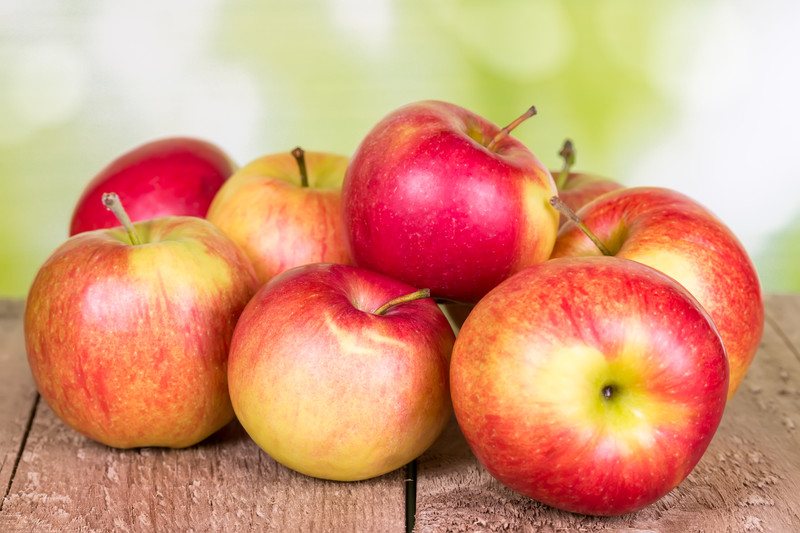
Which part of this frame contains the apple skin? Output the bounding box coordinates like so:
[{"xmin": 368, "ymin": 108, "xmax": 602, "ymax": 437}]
[
  {"xmin": 25, "ymin": 217, "xmax": 259, "ymax": 448},
  {"xmin": 207, "ymin": 151, "xmax": 351, "ymax": 284},
  {"xmin": 451, "ymin": 256, "xmax": 728, "ymax": 516},
  {"xmin": 553, "ymin": 171, "xmax": 623, "ymax": 226},
  {"xmin": 551, "ymin": 187, "xmax": 763, "ymax": 399},
  {"xmin": 70, "ymin": 137, "xmax": 235, "ymax": 235},
  {"xmin": 227, "ymin": 263, "xmax": 454, "ymax": 481},
  {"xmin": 343, "ymin": 100, "xmax": 558, "ymax": 303}
]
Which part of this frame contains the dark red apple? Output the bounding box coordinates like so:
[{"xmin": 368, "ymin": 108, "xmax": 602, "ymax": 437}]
[
  {"xmin": 342, "ymin": 100, "xmax": 558, "ymax": 303},
  {"xmin": 70, "ymin": 137, "xmax": 235, "ymax": 235}
]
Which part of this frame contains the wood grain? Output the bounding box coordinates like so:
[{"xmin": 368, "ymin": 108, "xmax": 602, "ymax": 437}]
[
  {"xmin": 0, "ymin": 300, "xmax": 37, "ymax": 510},
  {"xmin": 0, "ymin": 406, "xmax": 406, "ymax": 532},
  {"xmin": 765, "ymin": 294, "xmax": 800, "ymax": 364},
  {"xmin": 0, "ymin": 297, "xmax": 406, "ymax": 532},
  {"xmin": 415, "ymin": 303, "xmax": 800, "ymax": 532}
]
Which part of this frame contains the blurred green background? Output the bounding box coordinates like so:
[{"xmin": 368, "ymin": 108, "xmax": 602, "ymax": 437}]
[{"xmin": 2, "ymin": 0, "xmax": 798, "ymax": 297}]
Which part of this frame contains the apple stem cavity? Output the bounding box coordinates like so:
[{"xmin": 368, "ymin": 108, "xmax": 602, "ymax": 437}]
[
  {"xmin": 486, "ymin": 105, "xmax": 537, "ymax": 152},
  {"xmin": 555, "ymin": 139, "xmax": 576, "ymax": 189},
  {"xmin": 373, "ymin": 288, "xmax": 432, "ymax": 316},
  {"xmin": 291, "ymin": 146, "xmax": 309, "ymax": 188},
  {"xmin": 102, "ymin": 192, "xmax": 142, "ymax": 245},
  {"xmin": 549, "ymin": 196, "xmax": 613, "ymax": 256}
]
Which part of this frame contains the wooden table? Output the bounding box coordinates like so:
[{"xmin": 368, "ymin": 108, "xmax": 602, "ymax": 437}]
[{"xmin": 1, "ymin": 296, "xmax": 799, "ymax": 532}]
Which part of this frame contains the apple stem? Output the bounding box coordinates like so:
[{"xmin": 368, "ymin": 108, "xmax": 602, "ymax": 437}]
[
  {"xmin": 291, "ymin": 146, "xmax": 309, "ymax": 188},
  {"xmin": 102, "ymin": 193, "xmax": 142, "ymax": 245},
  {"xmin": 486, "ymin": 105, "xmax": 537, "ymax": 152},
  {"xmin": 555, "ymin": 139, "xmax": 575, "ymax": 189},
  {"xmin": 373, "ymin": 288, "xmax": 431, "ymax": 316},
  {"xmin": 549, "ymin": 196, "xmax": 612, "ymax": 256}
]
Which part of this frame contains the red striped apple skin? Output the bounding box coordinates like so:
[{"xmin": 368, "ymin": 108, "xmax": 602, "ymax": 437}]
[
  {"xmin": 228, "ymin": 263, "xmax": 454, "ymax": 481},
  {"xmin": 552, "ymin": 187, "xmax": 763, "ymax": 399},
  {"xmin": 70, "ymin": 138, "xmax": 235, "ymax": 235},
  {"xmin": 25, "ymin": 217, "xmax": 258, "ymax": 448},
  {"xmin": 451, "ymin": 257, "xmax": 728, "ymax": 516},
  {"xmin": 343, "ymin": 100, "xmax": 558, "ymax": 303}
]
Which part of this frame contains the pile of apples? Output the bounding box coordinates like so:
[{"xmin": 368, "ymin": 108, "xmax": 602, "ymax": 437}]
[{"xmin": 24, "ymin": 100, "xmax": 764, "ymax": 516}]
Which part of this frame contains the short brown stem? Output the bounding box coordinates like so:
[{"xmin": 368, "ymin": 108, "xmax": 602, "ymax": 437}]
[
  {"xmin": 555, "ymin": 138, "xmax": 575, "ymax": 189},
  {"xmin": 549, "ymin": 196, "xmax": 612, "ymax": 256},
  {"xmin": 373, "ymin": 288, "xmax": 431, "ymax": 316},
  {"xmin": 291, "ymin": 146, "xmax": 309, "ymax": 188},
  {"xmin": 102, "ymin": 193, "xmax": 142, "ymax": 245},
  {"xmin": 486, "ymin": 105, "xmax": 537, "ymax": 152}
]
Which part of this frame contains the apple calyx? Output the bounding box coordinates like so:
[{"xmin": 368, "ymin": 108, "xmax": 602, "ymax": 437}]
[
  {"xmin": 373, "ymin": 288, "xmax": 431, "ymax": 316},
  {"xmin": 485, "ymin": 105, "xmax": 537, "ymax": 152},
  {"xmin": 291, "ymin": 146, "xmax": 309, "ymax": 188},
  {"xmin": 548, "ymin": 196, "xmax": 612, "ymax": 256},
  {"xmin": 555, "ymin": 139, "xmax": 576, "ymax": 189},
  {"xmin": 102, "ymin": 192, "xmax": 142, "ymax": 245},
  {"xmin": 601, "ymin": 384, "xmax": 615, "ymax": 400}
]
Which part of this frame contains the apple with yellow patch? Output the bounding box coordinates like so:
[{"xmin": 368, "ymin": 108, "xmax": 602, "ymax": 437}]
[
  {"xmin": 451, "ymin": 256, "xmax": 728, "ymax": 515},
  {"xmin": 228, "ymin": 263, "xmax": 454, "ymax": 481},
  {"xmin": 207, "ymin": 147, "xmax": 350, "ymax": 284},
  {"xmin": 25, "ymin": 194, "xmax": 258, "ymax": 448},
  {"xmin": 551, "ymin": 187, "xmax": 763, "ymax": 398}
]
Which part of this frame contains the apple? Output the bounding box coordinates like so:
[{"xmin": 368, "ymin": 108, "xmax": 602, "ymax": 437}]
[
  {"xmin": 207, "ymin": 147, "xmax": 351, "ymax": 284},
  {"xmin": 26, "ymin": 194, "xmax": 258, "ymax": 448},
  {"xmin": 342, "ymin": 100, "xmax": 558, "ymax": 303},
  {"xmin": 227, "ymin": 263, "xmax": 454, "ymax": 481},
  {"xmin": 70, "ymin": 137, "xmax": 235, "ymax": 235},
  {"xmin": 551, "ymin": 139, "xmax": 623, "ymax": 226},
  {"xmin": 451, "ymin": 256, "xmax": 728, "ymax": 516},
  {"xmin": 550, "ymin": 187, "xmax": 764, "ymax": 398}
]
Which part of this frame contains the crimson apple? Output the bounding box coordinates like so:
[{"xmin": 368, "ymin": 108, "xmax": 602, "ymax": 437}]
[
  {"xmin": 451, "ymin": 256, "xmax": 728, "ymax": 516},
  {"xmin": 551, "ymin": 187, "xmax": 763, "ymax": 398},
  {"xmin": 342, "ymin": 100, "xmax": 558, "ymax": 303},
  {"xmin": 227, "ymin": 263, "xmax": 454, "ymax": 481},
  {"xmin": 26, "ymin": 194, "xmax": 258, "ymax": 448},
  {"xmin": 70, "ymin": 137, "xmax": 235, "ymax": 235},
  {"xmin": 207, "ymin": 147, "xmax": 351, "ymax": 284}
]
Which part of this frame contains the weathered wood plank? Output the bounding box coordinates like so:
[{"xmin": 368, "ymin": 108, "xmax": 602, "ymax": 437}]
[
  {"xmin": 415, "ymin": 304, "xmax": 800, "ymax": 532},
  {"xmin": 765, "ymin": 294, "xmax": 800, "ymax": 364},
  {"xmin": 0, "ymin": 300, "xmax": 38, "ymax": 510},
  {"xmin": 0, "ymin": 405, "xmax": 406, "ymax": 532},
  {"xmin": 0, "ymin": 298, "xmax": 406, "ymax": 532}
]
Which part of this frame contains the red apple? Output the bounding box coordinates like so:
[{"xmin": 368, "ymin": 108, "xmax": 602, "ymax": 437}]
[
  {"xmin": 551, "ymin": 139, "xmax": 623, "ymax": 226},
  {"xmin": 227, "ymin": 263, "xmax": 454, "ymax": 481},
  {"xmin": 451, "ymin": 256, "xmax": 728, "ymax": 516},
  {"xmin": 342, "ymin": 100, "xmax": 558, "ymax": 303},
  {"xmin": 26, "ymin": 194, "xmax": 258, "ymax": 448},
  {"xmin": 207, "ymin": 148, "xmax": 351, "ymax": 284},
  {"xmin": 70, "ymin": 137, "xmax": 235, "ymax": 235},
  {"xmin": 551, "ymin": 187, "xmax": 764, "ymax": 398}
]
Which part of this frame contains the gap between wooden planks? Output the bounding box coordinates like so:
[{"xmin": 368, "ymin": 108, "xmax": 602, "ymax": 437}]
[{"xmin": 2, "ymin": 296, "xmax": 800, "ymax": 531}]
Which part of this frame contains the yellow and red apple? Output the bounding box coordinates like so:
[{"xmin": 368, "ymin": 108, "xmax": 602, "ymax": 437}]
[
  {"xmin": 228, "ymin": 263, "xmax": 454, "ymax": 481},
  {"xmin": 207, "ymin": 148, "xmax": 351, "ymax": 284},
  {"xmin": 25, "ymin": 195, "xmax": 258, "ymax": 448},
  {"xmin": 552, "ymin": 187, "xmax": 764, "ymax": 398},
  {"xmin": 451, "ymin": 256, "xmax": 728, "ymax": 516}
]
